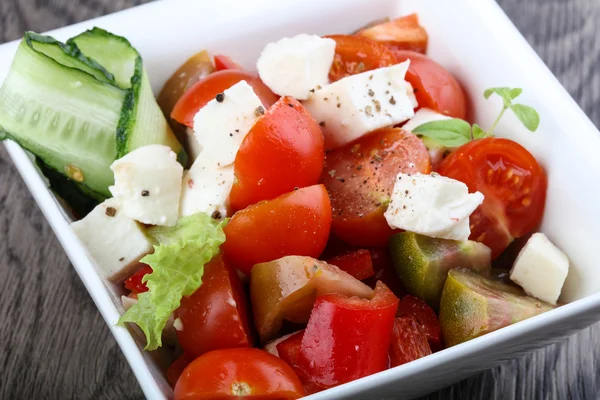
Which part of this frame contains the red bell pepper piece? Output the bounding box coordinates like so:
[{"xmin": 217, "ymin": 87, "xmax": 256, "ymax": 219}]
[
  {"xmin": 214, "ymin": 54, "xmax": 242, "ymax": 71},
  {"xmin": 296, "ymin": 281, "xmax": 399, "ymax": 389},
  {"xmin": 166, "ymin": 353, "xmax": 195, "ymax": 388},
  {"xmin": 397, "ymin": 295, "xmax": 443, "ymax": 351},
  {"xmin": 327, "ymin": 249, "xmax": 375, "ymax": 280},
  {"xmin": 389, "ymin": 317, "xmax": 432, "ymax": 367},
  {"xmin": 123, "ymin": 265, "xmax": 152, "ymax": 294}
]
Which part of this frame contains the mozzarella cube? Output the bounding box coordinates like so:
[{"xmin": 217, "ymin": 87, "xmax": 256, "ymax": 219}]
[
  {"xmin": 303, "ymin": 61, "xmax": 415, "ymax": 149},
  {"xmin": 72, "ymin": 199, "xmax": 153, "ymax": 281},
  {"xmin": 110, "ymin": 145, "xmax": 183, "ymax": 226},
  {"xmin": 404, "ymin": 81, "xmax": 418, "ymax": 109},
  {"xmin": 193, "ymin": 81, "xmax": 263, "ymax": 167},
  {"xmin": 402, "ymin": 108, "xmax": 453, "ymax": 166},
  {"xmin": 180, "ymin": 157, "xmax": 234, "ymax": 218},
  {"xmin": 257, "ymin": 34, "xmax": 336, "ymax": 100},
  {"xmin": 384, "ymin": 172, "xmax": 484, "ymax": 241},
  {"xmin": 510, "ymin": 233, "xmax": 569, "ymax": 305}
]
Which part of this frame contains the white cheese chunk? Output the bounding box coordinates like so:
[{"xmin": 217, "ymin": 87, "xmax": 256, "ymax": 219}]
[
  {"xmin": 303, "ymin": 61, "xmax": 415, "ymax": 149},
  {"xmin": 384, "ymin": 173, "xmax": 484, "ymax": 241},
  {"xmin": 257, "ymin": 34, "xmax": 336, "ymax": 100},
  {"xmin": 109, "ymin": 145, "xmax": 183, "ymax": 226},
  {"xmin": 509, "ymin": 233, "xmax": 569, "ymax": 305},
  {"xmin": 72, "ymin": 198, "xmax": 153, "ymax": 281},
  {"xmin": 402, "ymin": 108, "xmax": 453, "ymax": 166},
  {"xmin": 180, "ymin": 157, "xmax": 234, "ymax": 218},
  {"xmin": 192, "ymin": 80, "xmax": 263, "ymax": 167},
  {"xmin": 404, "ymin": 81, "xmax": 418, "ymax": 109},
  {"xmin": 121, "ymin": 295, "xmax": 139, "ymax": 311}
]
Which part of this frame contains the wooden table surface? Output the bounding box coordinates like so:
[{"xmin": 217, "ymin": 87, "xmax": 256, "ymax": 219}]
[{"xmin": 1, "ymin": 0, "xmax": 599, "ymax": 398}]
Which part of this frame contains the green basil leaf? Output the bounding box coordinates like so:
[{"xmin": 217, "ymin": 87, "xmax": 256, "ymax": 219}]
[
  {"xmin": 412, "ymin": 119, "xmax": 472, "ymax": 147},
  {"xmin": 484, "ymin": 87, "xmax": 515, "ymax": 108},
  {"xmin": 511, "ymin": 103, "xmax": 540, "ymax": 132},
  {"xmin": 510, "ymin": 88, "xmax": 523, "ymax": 100},
  {"xmin": 472, "ymin": 123, "xmax": 487, "ymax": 139}
]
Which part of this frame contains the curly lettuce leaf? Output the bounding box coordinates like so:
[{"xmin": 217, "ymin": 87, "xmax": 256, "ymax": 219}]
[{"xmin": 118, "ymin": 213, "xmax": 226, "ymax": 350}]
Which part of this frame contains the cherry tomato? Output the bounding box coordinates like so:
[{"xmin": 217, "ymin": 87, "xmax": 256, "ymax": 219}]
[
  {"xmin": 167, "ymin": 353, "xmax": 195, "ymax": 388},
  {"xmin": 171, "ymin": 70, "xmax": 279, "ymax": 127},
  {"xmin": 357, "ymin": 14, "xmax": 428, "ymax": 54},
  {"xmin": 322, "ymin": 128, "xmax": 430, "ymax": 247},
  {"xmin": 123, "ymin": 265, "xmax": 152, "ymax": 294},
  {"xmin": 326, "ymin": 35, "xmax": 398, "ymax": 82},
  {"xmin": 223, "ymin": 185, "xmax": 332, "ymax": 275},
  {"xmin": 438, "ymin": 137, "xmax": 547, "ymax": 259},
  {"xmin": 175, "ymin": 255, "xmax": 253, "ymax": 357},
  {"xmin": 174, "ymin": 348, "xmax": 304, "ymax": 400},
  {"xmin": 389, "ymin": 316, "xmax": 431, "ymax": 367},
  {"xmin": 214, "ymin": 54, "xmax": 242, "ymax": 71},
  {"xmin": 229, "ymin": 97, "xmax": 324, "ymax": 211},
  {"xmin": 393, "ymin": 50, "xmax": 467, "ymax": 119}
]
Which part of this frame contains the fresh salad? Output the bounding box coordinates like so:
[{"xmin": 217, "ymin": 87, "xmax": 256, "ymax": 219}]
[{"xmin": 0, "ymin": 13, "xmax": 571, "ymax": 399}]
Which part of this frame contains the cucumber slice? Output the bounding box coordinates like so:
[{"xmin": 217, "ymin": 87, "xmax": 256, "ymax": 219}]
[
  {"xmin": 0, "ymin": 32, "xmax": 124, "ymax": 196},
  {"xmin": 69, "ymin": 28, "xmax": 186, "ymax": 164}
]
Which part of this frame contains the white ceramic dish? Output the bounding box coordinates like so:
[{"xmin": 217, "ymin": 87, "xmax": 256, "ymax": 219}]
[{"xmin": 2, "ymin": 0, "xmax": 600, "ymax": 398}]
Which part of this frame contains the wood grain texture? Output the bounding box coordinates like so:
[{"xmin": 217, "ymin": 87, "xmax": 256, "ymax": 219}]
[{"xmin": 0, "ymin": 0, "xmax": 598, "ymax": 399}]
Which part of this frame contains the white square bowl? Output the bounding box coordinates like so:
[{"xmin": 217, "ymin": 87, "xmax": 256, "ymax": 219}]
[{"xmin": 2, "ymin": 0, "xmax": 600, "ymax": 398}]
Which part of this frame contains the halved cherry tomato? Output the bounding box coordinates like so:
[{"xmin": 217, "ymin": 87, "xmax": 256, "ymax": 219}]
[
  {"xmin": 214, "ymin": 54, "xmax": 242, "ymax": 71},
  {"xmin": 171, "ymin": 70, "xmax": 279, "ymax": 127},
  {"xmin": 438, "ymin": 138, "xmax": 547, "ymax": 259},
  {"xmin": 174, "ymin": 348, "xmax": 304, "ymax": 400},
  {"xmin": 167, "ymin": 353, "xmax": 195, "ymax": 388},
  {"xmin": 397, "ymin": 295, "xmax": 442, "ymax": 351},
  {"xmin": 322, "ymin": 128, "xmax": 430, "ymax": 247},
  {"xmin": 327, "ymin": 249, "xmax": 374, "ymax": 281},
  {"xmin": 124, "ymin": 265, "xmax": 152, "ymax": 294},
  {"xmin": 230, "ymin": 97, "xmax": 324, "ymax": 211},
  {"xmin": 393, "ymin": 50, "xmax": 467, "ymax": 119},
  {"xmin": 174, "ymin": 255, "xmax": 253, "ymax": 357},
  {"xmin": 357, "ymin": 14, "xmax": 428, "ymax": 54},
  {"xmin": 223, "ymin": 185, "xmax": 332, "ymax": 275},
  {"xmin": 326, "ymin": 35, "xmax": 398, "ymax": 82}
]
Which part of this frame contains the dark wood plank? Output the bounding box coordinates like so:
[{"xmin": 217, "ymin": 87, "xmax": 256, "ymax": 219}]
[{"xmin": 0, "ymin": 0, "xmax": 598, "ymax": 399}]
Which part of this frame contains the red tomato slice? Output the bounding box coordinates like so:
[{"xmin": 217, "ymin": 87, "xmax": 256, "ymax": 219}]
[
  {"xmin": 397, "ymin": 295, "xmax": 442, "ymax": 352},
  {"xmin": 322, "ymin": 128, "xmax": 430, "ymax": 247},
  {"xmin": 223, "ymin": 185, "xmax": 332, "ymax": 275},
  {"xmin": 357, "ymin": 14, "xmax": 429, "ymax": 54},
  {"xmin": 389, "ymin": 316, "xmax": 432, "ymax": 367},
  {"xmin": 438, "ymin": 138, "xmax": 547, "ymax": 259},
  {"xmin": 214, "ymin": 54, "xmax": 242, "ymax": 71},
  {"xmin": 229, "ymin": 97, "xmax": 324, "ymax": 211},
  {"xmin": 123, "ymin": 265, "xmax": 152, "ymax": 294},
  {"xmin": 171, "ymin": 70, "xmax": 279, "ymax": 127},
  {"xmin": 326, "ymin": 249, "xmax": 374, "ymax": 281},
  {"xmin": 174, "ymin": 255, "xmax": 253, "ymax": 357},
  {"xmin": 392, "ymin": 50, "xmax": 467, "ymax": 119},
  {"xmin": 174, "ymin": 348, "xmax": 304, "ymax": 400},
  {"xmin": 326, "ymin": 34, "xmax": 398, "ymax": 82}
]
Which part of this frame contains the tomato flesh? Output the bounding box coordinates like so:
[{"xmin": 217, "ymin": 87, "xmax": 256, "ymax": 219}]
[
  {"xmin": 438, "ymin": 137, "xmax": 547, "ymax": 259},
  {"xmin": 171, "ymin": 69, "xmax": 279, "ymax": 127},
  {"xmin": 214, "ymin": 54, "xmax": 242, "ymax": 71},
  {"xmin": 174, "ymin": 255, "xmax": 253, "ymax": 357},
  {"xmin": 230, "ymin": 97, "xmax": 324, "ymax": 211},
  {"xmin": 326, "ymin": 35, "xmax": 398, "ymax": 82},
  {"xmin": 397, "ymin": 295, "xmax": 442, "ymax": 351},
  {"xmin": 326, "ymin": 249, "xmax": 374, "ymax": 281},
  {"xmin": 357, "ymin": 14, "xmax": 428, "ymax": 54},
  {"xmin": 322, "ymin": 128, "xmax": 430, "ymax": 247},
  {"xmin": 174, "ymin": 348, "xmax": 304, "ymax": 400},
  {"xmin": 124, "ymin": 265, "xmax": 152, "ymax": 294},
  {"xmin": 393, "ymin": 50, "xmax": 467, "ymax": 120},
  {"xmin": 389, "ymin": 316, "xmax": 432, "ymax": 367},
  {"xmin": 223, "ymin": 185, "xmax": 332, "ymax": 275}
]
